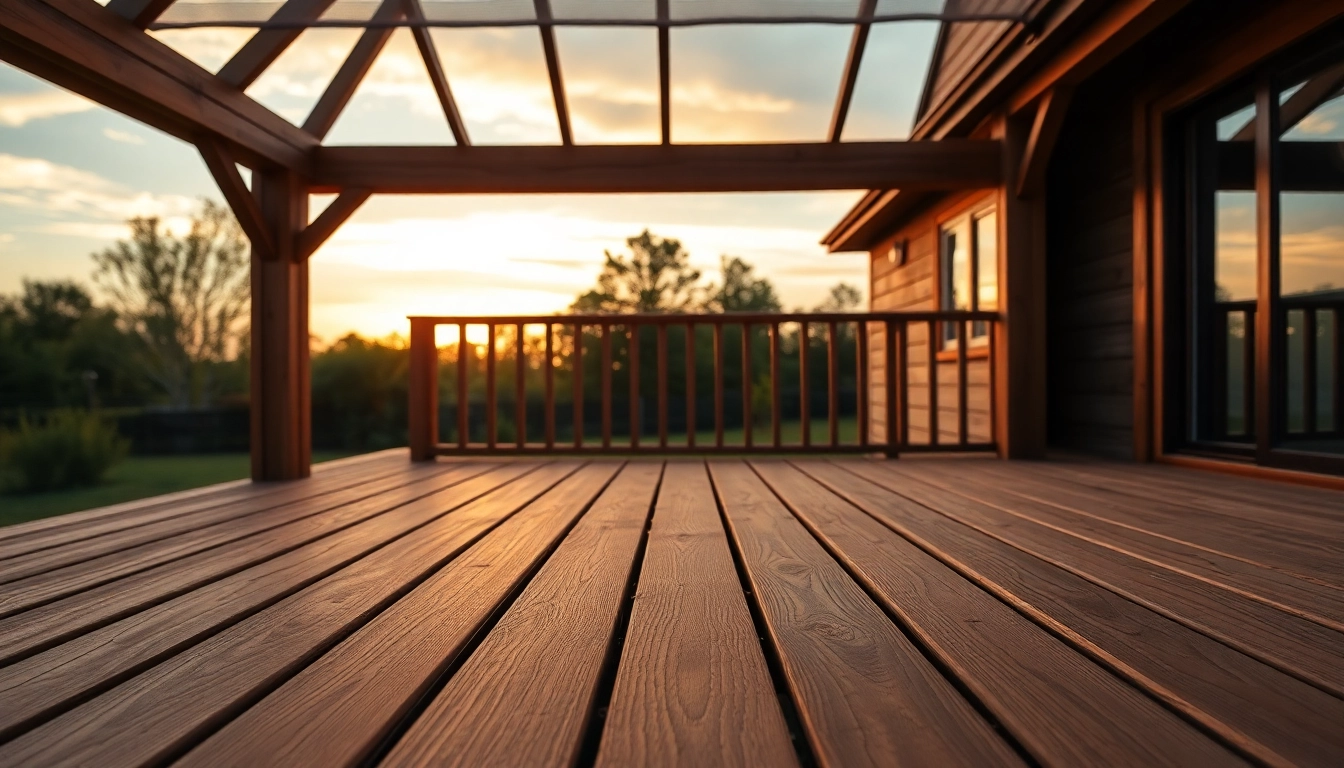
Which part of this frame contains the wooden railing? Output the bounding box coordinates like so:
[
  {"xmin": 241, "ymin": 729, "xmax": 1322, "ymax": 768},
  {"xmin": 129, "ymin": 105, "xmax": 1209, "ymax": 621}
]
[
  {"xmin": 1211, "ymin": 297, "xmax": 1342, "ymax": 440},
  {"xmin": 408, "ymin": 311, "xmax": 999, "ymax": 458}
]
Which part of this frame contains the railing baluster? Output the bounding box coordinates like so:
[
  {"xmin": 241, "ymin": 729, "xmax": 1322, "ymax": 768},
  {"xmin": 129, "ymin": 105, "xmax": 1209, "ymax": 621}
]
[
  {"xmin": 516, "ymin": 323, "xmax": 526, "ymax": 448},
  {"xmin": 800, "ymin": 321, "xmax": 810, "ymax": 448},
  {"xmin": 898, "ymin": 321, "xmax": 909, "ymax": 449},
  {"xmin": 1244, "ymin": 310, "xmax": 1255, "ymax": 438},
  {"xmin": 573, "ymin": 322, "xmax": 583, "ymax": 449},
  {"xmin": 1213, "ymin": 308, "xmax": 1230, "ymax": 437},
  {"xmin": 713, "ymin": 323, "xmax": 724, "ymax": 447},
  {"xmin": 1335, "ymin": 306, "xmax": 1342, "ymax": 434},
  {"xmin": 657, "ymin": 324, "xmax": 668, "ymax": 449},
  {"xmin": 486, "ymin": 323, "xmax": 497, "ymax": 449},
  {"xmin": 1304, "ymin": 309, "xmax": 1318, "ymax": 435},
  {"xmin": 958, "ymin": 318, "xmax": 969, "ymax": 446},
  {"xmin": 828, "ymin": 321, "xmax": 839, "ymax": 447},
  {"xmin": 545, "ymin": 323, "xmax": 554, "ymax": 450},
  {"xmin": 884, "ymin": 320, "xmax": 898, "ymax": 457},
  {"xmin": 770, "ymin": 322, "xmax": 781, "ymax": 448},
  {"xmin": 686, "ymin": 322, "xmax": 696, "ymax": 448},
  {"xmin": 601, "ymin": 322, "xmax": 613, "ymax": 448},
  {"xmin": 742, "ymin": 323, "xmax": 753, "ymax": 449},
  {"xmin": 988, "ymin": 318, "xmax": 997, "ymax": 451},
  {"xmin": 457, "ymin": 322, "xmax": 468, "ymax": 448},
  {"xmin": 857, "ymin": 320, "xmax": 869, "ymax": 448},
  {"xmin": 927, "ymin": 319, "xmax": 939, "ymax": 446},
  {"xmin": 629, "ymin": 324, "xmax": 640, "ymax": 449}
]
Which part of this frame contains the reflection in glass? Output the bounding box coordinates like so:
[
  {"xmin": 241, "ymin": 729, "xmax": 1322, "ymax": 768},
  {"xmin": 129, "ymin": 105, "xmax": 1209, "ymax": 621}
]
[
  {"xmin": 1216, "ymin": 191, "xmax": 1257, "ymax": 302},
  {"xmin": 1225, "ymin": 311, "xmax": 1249, "ymax": 436}
]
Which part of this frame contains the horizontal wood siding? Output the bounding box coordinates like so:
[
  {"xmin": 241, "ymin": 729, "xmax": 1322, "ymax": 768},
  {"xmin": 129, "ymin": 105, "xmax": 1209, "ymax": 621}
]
[
  {"xmin": 868, "ymin": 196, "xmax": 992, "ymax": 446},
  {"xmin": 926, "ymin": 0, "xmax": 1019, "ymax": 116},
  {"xmin": 1045, "ymin": 59, "xmax": 1138, "ymax": 459}
]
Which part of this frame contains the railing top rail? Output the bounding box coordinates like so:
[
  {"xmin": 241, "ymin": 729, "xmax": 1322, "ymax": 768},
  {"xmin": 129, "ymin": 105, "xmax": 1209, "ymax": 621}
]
[{"xmin": 409, "ymin": 310, "xmax": 1002, "ymax": 325}]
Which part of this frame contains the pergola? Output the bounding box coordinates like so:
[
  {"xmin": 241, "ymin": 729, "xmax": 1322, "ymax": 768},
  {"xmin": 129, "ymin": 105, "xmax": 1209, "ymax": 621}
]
[{"xmin": 0, "ymin": 0, "xmax": 1037, "ymax": 480}]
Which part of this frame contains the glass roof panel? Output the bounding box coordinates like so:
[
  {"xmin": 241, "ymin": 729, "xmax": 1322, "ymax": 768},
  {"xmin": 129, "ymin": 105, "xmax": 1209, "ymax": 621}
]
[
  {"xmin": 841, "ymin": 20, "xmax": 938, "ymax": 140},
  {"xmin": 670, "ymin": 24, "xmax": 851, "ymax": 142},
  {"xmin": 149, "ymin": 28, "xmax": 257, "ymax": 73},
  {"xmin": 158, "ymin": 1, "xmax": 286, "ymax": 24},
  {"xmin": 325, "ymin": 29, "xmax": 458, "ymax": 145},
  {"xmin": 245, "ymin": 27, "xmax": 363, "ymax": 126},
  {"xmin": 429, "ymin": 27, "xmax": 563, "ymax": 144},
  {"xmin": 555, "ymin": 27, "xmax": 659, "ymax": 144}
]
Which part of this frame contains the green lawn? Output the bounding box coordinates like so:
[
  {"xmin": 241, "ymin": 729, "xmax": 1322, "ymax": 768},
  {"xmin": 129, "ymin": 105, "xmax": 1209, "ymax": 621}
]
[
  {"xmin": 680, "ymin": 417, "xmax": 860, "ymax": 448},
  {"xmin": 0, "ymin": 450, "xmax": 355, "ymax": 529}
]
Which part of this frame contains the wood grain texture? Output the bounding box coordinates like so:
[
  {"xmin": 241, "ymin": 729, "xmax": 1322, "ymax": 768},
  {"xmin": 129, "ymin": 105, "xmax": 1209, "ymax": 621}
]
[
  {"xmin": 382, "ymin": 463, "xmax": 661, "ymax": 767},
  {"xmin": 0, "ymin": 460, "xmax": 405, "ymax": 582},
  {"xmin": 953, "ymin": 462, "xmax": 1344, "ymax": 625},
  {"xmin": 869, "ymin": 461, "xmax": 1344, "ymax": 698},
  {"xmin": 0, "ymin": 456, "xmax": 398, "ymax": 560},
  {"xmin": 0, "ymin": 463, "xmax": 582, "ymax": 768},
  {"xmin": 754, "ymin": 461, "xmax": 1242, "ymax": 767},
  {"xmin": 0, "ymin": 464, "xmax": 519, "ymax": 741},
  {"xmin": 0, "ymin": 463, "xmax": 482, "ymax": 666},
  {"xmin": 596, "ymin": 462, "xmax": 797, "ymax": 768},
  {"xmin": 173, "ymin": 463, "xmax": 621, "ymax": 768},
  {"xmin": 822, "ymin": 461, "xmax": 1344, "ymax": 767},
  {"xmin": 0, "ymin": 467, "xmax": 442, "ymax": 619},
  {"xmin": 708, "ymin": 461, "xmax": 1021, "ymax": 768}
]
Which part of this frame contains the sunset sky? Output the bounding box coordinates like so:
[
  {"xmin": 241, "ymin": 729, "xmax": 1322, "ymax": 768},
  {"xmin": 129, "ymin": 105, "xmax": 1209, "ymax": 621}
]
[{"xmin": 0, "ymin": 11, "xmax": 945, "ymax": 344}]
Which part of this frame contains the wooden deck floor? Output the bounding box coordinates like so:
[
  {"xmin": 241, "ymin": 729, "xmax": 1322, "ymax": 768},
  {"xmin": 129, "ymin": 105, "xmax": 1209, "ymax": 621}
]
[{"xmin": 0, "ymin": 453, "xmax": 1341, "ymax": 767}]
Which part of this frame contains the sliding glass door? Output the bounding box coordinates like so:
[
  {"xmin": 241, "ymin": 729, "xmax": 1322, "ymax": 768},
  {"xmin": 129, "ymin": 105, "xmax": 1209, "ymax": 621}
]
[{"xmin": 1179, "ymin": 40, "xmax": 1344, "ymax": 473}]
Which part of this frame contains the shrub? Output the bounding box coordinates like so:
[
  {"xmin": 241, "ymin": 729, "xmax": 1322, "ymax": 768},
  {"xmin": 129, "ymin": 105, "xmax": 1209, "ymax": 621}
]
[{"xmin": 0, "ymin": 410, "xmax": 128, "ymax": 493}]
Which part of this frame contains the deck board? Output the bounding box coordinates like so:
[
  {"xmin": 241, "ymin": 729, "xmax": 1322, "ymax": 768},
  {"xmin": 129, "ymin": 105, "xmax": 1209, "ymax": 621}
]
[{"xmin": 0, "ymin": 455, "xmax": 1340, "ymax": 767}]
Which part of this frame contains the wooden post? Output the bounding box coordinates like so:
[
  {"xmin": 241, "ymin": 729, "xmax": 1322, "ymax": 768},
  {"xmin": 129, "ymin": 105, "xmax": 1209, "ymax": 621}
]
[
  {"xmin": 994, "ymin": 112, "xmax": 1049, "ymax": 459},
  {"xmin": 408, "ymin": 317, "xmax": 438, "ymax": 461},
  {"xmin": 250, "ymin": 170, "xmax": 311, "ymax": 480}
]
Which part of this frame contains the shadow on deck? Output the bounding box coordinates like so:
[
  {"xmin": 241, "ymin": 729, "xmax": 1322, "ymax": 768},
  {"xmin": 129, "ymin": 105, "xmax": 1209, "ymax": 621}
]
[{"xmin": 0, "ymin": 451, "xmax": 1341, "ymax": 766}]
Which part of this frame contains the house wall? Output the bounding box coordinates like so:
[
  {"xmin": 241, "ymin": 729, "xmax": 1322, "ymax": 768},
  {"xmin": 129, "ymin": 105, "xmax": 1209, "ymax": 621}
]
[
  {"xmin": 924, "ymin": 1, "xmax": 1020, "ymax": 116},
  {"xmin": 867, "ymin": 193, "xmax": 993, "ymax": 446}
]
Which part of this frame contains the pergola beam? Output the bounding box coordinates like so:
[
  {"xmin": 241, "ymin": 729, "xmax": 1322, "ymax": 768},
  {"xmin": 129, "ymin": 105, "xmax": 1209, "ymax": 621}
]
[
  {"xmin": 534, "ymin": 0, "xmax": 573, "ymax": 145},
  {"xmin": 310, "ymin": 141, "xmax": 1002, "ymax": 194},
  {"xmin": 1016, "ymin": 87, "xmax": 1072, "ymax": 198},
  {"xmin": 303, "ymin": 0, "xmax": 404, "ymax": 140},
  {"xmin": 218, "ymin": 0, "xmax": 340, "ymax": 90},
  {"xmin": 0, "ymin": 0, "xmax": 315, "ymax": 172},
  {"xmin": 829, "ymin": 0, "xmax": 876, "ymax": 143},
  {"xmin": 407, "ymin": 0, "xmax": 469, "ymax": 145}
]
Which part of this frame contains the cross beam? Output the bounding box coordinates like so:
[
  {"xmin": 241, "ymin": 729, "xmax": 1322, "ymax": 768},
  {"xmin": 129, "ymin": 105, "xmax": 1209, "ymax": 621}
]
[
  {"xmin": 309, "ymin": 141, "xmax": 1002, "ymax": 194},
  {"xmin": 0, "ymin": 0, "xmax": 315, "ymax": 172}
]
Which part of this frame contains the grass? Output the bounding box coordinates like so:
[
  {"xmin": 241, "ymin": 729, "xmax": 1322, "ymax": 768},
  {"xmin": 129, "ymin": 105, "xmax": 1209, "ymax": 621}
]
[
  {"xmin": 0, "ymin": 450, "xmax": 356, "ymax": 529},
  {"xmin": 688, "ymin": 416, "xmax": 860, "ymax": 448}
]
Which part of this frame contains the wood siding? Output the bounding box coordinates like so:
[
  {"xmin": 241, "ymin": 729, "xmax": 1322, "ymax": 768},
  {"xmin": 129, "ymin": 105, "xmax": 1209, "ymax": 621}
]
[
  {"xmin": 1045, "ymin": 60, "xmax": 1137, "ymax": 459},
  {"xmin": 868, "ymin": 195, "xmax": 993, "ymax": 446},
  {"xmin": 923, "ymin": 0, "xmax": 1019, "ymax": 119}
]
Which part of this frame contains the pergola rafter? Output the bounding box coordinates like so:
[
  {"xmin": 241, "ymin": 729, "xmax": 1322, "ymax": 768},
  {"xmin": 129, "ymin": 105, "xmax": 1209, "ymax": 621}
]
[
  {"xmin": 829, "ymin": 0, "xmax": 877, "ymax": 143},
  {"xmin": 217, "ymin": 0, "xmax": 340, "ymax": 90},
  {"xmin": 407, "ymin": 0, "xmax": 469, "ymax": 145},
  {"xmin": 533, "ymin": 0, "xmax": 573, "ymax": 145},
  {"xmin": 304, "ymin": 0, "xmax": 405, "ymax": 140},
  {"xmin": 105, "ymin": 0, "xmax": 174, "ymax": 29}
]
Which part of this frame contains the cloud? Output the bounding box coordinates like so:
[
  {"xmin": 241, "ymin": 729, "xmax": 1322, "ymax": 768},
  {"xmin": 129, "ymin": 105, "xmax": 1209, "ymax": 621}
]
[
  {"xmin": 103, "ymin": 128, "xmax": 146, "ymax": 145},
  {"xmin": 0, "ymin": 153, "xmax": 199, "ymax": 235},
  {"xmin": 0, "ymin": 90, "xmax": 96, "ymax": 127}
]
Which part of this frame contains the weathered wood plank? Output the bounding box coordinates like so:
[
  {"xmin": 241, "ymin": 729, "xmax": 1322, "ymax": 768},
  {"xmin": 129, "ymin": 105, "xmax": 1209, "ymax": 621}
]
[
  {"xmin": 0, "ymin": 460, "xmax": 405, "ymax": 580},
  {"xmin": 0, "ymin": 463, "xmax": 584, "ymax": 767},
  {"xmin": 381, "ymin": 463, "xmax": 661, "ymax": 767},
  {"xmin": 0, "ymin": 463, "xmax": 493, "ymax": 667},
  {"xmin": 596, "ymin": 462, "xmax": 798, "ymax": 768},
  {"xmin": 708, "ymin": 461, "xmax": 1021, "ymax": 767},
  {"xmin": 0, "ymin": 467, "xmax": 457, "ymax": 618},
  {"xmin": 808, "ymin": 461, "xmax": 1344, "ymax": 767},
  {"xmin": 755, "ymin": 461, "xmax": 1242, "ymax": 766},
  {"xmin": 0, "ymin": 464, "xmax": 523, "ymax": 741},
  {"xmin": 948, "ymin": 462, "xmax": 1344, "ymax": 625},
  {"xmin": 171, "ymin": 462, "xmax": 620, "ymax": 768},
  {"xmin": 868, "ymin": 461, "xmax": 1344, "ymax": 698},
  {"xmin": 0, "ymin": 456, "xmax": 398, "ymax": 560}
]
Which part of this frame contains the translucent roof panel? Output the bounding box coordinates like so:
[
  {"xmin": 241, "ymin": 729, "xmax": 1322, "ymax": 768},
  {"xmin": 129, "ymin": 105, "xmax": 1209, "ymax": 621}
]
[
  {"xmin": 555, "ymin": 27, "xmax": 660, "ymax": 144},
  {"xmin": 429, "ymin": 27, "xmax": 563, "ymax": 144},
  {"xmin": 245, "ymin": 28, "xmax": 363, "ymax": 125},
  {"xmin": 324, "ymin": 29, "xmax": 458, "ymax": 145},
  {"xmin": 149, "ymin": 28, "xmax": 257, "ymax": 73},
  {"xmin": 670, "ymin": 24, "xmax": 851, "ymax": 142},
  {"xmin": 841, "ymin": 20, "xmax": 939, "ymax": 140}
]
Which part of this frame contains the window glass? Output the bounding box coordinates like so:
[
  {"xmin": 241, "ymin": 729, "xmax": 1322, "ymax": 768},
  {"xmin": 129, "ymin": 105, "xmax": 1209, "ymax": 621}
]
[
  {"xmin": 939, "ymin": 210, "xmax": 994, "ymax": 349},
  {"xmin": 975, "ymin": 212, "xmax": 998, "ymax": 312}
]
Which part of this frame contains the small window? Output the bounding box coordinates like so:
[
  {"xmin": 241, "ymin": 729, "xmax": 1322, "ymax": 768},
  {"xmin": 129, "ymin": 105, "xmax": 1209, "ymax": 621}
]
[{"xmin": 939, "ymin": 207, "xmax": 997, "ymax": 350}]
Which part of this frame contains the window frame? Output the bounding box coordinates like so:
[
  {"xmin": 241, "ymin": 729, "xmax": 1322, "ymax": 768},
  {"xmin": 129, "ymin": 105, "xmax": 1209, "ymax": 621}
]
[{"xmin": 936, "ymin": 198, "xmax": 998, "ymax": 354}]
